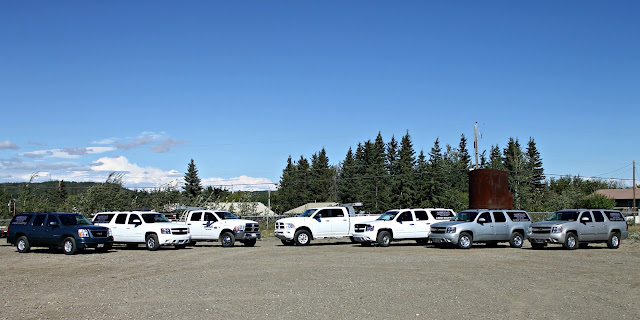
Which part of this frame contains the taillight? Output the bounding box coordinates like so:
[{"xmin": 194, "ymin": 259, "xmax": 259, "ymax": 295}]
[{"xmin": 626, "ymin": 221, "xmax": 629, "ymax": 231}]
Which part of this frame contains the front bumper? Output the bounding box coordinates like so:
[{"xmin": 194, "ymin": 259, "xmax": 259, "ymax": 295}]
[
  {"xmin": 234, "ymin": 231, "xmax": 261, "ymax": 240},
  {"xmin": 77, "ymin": 236, "xmax": 114, "ymax": 249},
  {"xmin": 274, "ymin": 230, "xmax": 295, "ymax": 241},
  {"xmin": 429, "ymin": 233, "xmax": 459, "ymax": 245},
  {"xmin": 158, "ymin": 234, "xmax": 191, "ymax": 246},
  {"xmin": 527, "ymin": 232, "xmax": 566, "ymax": 245},
  {"xmin": 352, "ymin": 231, "xmax": 376, "ymax": 243}
]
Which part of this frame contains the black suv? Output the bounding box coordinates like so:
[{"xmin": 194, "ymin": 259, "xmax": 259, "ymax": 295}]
[{"xmin": 7, "ymin": 213, "xmax": 113, "ymax": 255}]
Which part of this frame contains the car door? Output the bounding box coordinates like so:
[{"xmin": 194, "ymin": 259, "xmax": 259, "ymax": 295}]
[
  {"xmin": 591, "ymin": 210, "xmax": 608, "ymax": 240},
  {"xmin": 204, "ymin": 211, "xmax": 223, "ymax": 240},
  {"xmin": 187, "ymin": 211, "xmax": 204, "ymax": 239},
  {"xmin": 577, "ymin": 211, "xmax": 596, "ymax": 241},
  {"xmin": 475, "ymin": 211, "xmax": 495, "ymax": 241},
  {"xmin": 28, "ymin": 214, "xmax": 48, "ymax": 246},
  {"xmin": 330, "ymin": 209, "xmax": 350, "ymax": 236},
  {"xmin": 492, "ymin": 212, "xmax": 509, "ymax": 240},
  {"xmin": 394, "ymin": 211, "xmax": 416, "ymax": 239},
  {"xmin": 110, "ymin": 213, "xmax": 129, "ymax": 242},
  {"xmin": 413, "ymin": 210, "xmax": 431, "ymax": 238},
  {"xmin": 312, "ymin": 209, "xmax": 333, "ymax": 237},
  {"xmin": 128, "ymin": 213, "xmax": 144, "ymax": 242}
]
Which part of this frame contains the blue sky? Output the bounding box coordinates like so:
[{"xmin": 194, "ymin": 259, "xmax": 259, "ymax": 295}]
[{"xmin": 1, "ymin": 1, "xmax": 638, "ymax": 190}]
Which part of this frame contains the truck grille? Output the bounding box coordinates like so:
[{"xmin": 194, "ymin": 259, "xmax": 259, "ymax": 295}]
[
  {"xmin": 275, "ymin": 222, "xmax": 284, "ymax": 230},
  {"xmin": 91, "ymin": 230, "xmax": 108, "ymax": 238},
  {"xmin": 245, "ymin": 223, "xmax": 260, "ymax": 233},
  {"xmin": 172, "ymin": 228, "xmax": 189, "ymax": 235},
  {"xmin": 430, "ymin": 227, "xmax": 446, "ymax": 234},
  {"xmin": 354, "ymin": 224, "xmax": 367, "ymax": 232},
  {"xmin": 531, "ymin": 227, "xmax": 551, "ymax": 234}
]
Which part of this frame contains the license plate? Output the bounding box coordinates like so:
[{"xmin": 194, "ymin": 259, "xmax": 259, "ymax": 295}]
[
  {"xmin": 97, "ymin": 244, "xmax": 104, "ymax": 248},
  {"xmin": 533, "ymin": 239, "xmax": 544, "ymax": 243}
]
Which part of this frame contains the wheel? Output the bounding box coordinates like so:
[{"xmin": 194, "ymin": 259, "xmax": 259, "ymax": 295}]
[
  {"xmin": 62, "ymin": 237, "xmax": 77, "ymax": 255},
  {"xmin": 457, "ymin": 232, "xmax": 472, "ymax": 249},
  {"xmin": 509, "ymin": 232, "xmax": 524, "ymax": 248},
  {"xmin": 531, "ymin": 242, "xmax": 546, "ymax": 250},
  {"xmin": 281, "ymin": 239, "xmax": 294, "ymax": 246},
  {"xmin": 360, "ymin": 242, "xmax": 372, "ymax": 247},
  {"xmin": 607, "ymin": 232, "xmax": 620, "ymax": 249},
  {"xmin": 95, "ymin": 243, "xmax": 112, "ymax": 252},
  {"xmin": 563, "ymin": 232, "xmax": 577, "ymax": 250},
  {"xmin": 243, "ymin": 239, "xmax": 257, "ymax": 247},
  {"xmin": 294, "ymin": 230, "xmax": 311, "ymax": 246},
  {"xmin": 416, "ymin": 239, "xmax": 429, "ymax": 245},
  {"xmin": 377, "ymin": 231, "xmax": 391, "ymax": 247},
  {"xmin": 146, "ymin": 234, "xmax": 160, "ymax": 251},
  {"xmin": 220, "ymin": 232, "xmax": 235, "ymax": 248},
  {"xmin": 16, "ymin": 236, "xmax": 30, "ymax": 253}
]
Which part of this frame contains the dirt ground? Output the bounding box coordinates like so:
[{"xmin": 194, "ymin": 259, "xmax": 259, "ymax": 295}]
[{"xmin": 1, "ymin": 237, "xmax": 639, "ymax": 320}]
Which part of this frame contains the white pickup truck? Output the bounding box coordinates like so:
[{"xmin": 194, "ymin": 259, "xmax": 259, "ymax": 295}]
[
  {"xmin": 274, "ymin": 203, "xmax": 380, "ymax": 246},
  {"xmin": 92, "ymin": 211, "xmax": 190, "ymax": 251},
  {"xmin": 352, "ymin": 208, "xmax": 456, "ymax": 247},
  {"xmin": 177, "ymin": 210, "xmax": 261, "ymax": 247}
]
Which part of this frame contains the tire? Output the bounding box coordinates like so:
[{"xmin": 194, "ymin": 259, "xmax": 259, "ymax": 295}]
[
  {"xmin": 531, "ymin": 242, "xmax": 546, "ymax": 250},
  {"xmin": 146, "ymin": 234, "xmax": 160, "ymax": 251},
  {"xmin": 457, "ymin": 232, "xmax": 472, "ymax": 249},
  {"xmin": 377, "ymin": 231, "xmax": 391, "ymax": 247},
  {"xmin": 220, "ymin": 232, "xmax": 235, "ymax": 248},
  {"xmin": 16, "ymin": 236, "xmax": 30, "ymax": 253},
  {"xmin": 281, "ymin": 239, "xmax": 294, "ymax": 246},
  {"xmin": 563, "ymin": 232, "xmax": 577, "ymax": 250},
  {"xmin": 607, "ymin": 232, "xmax": 620, "ymax": 249},
  {"xmin": 294, "ymin": 230, "xmax": 311, "ymax": 246},
  {"xmin": 62, "ymin": 237, "xmax": 77, "ymax": 255},
  {"xmin": 244, "ymin": 239, "xmax": 257, "ymax": 247},
  {"xmin": 509, "ymin": 232, "xmax": 524, "ymax": 248},
  {"xmin": 360, "ymin": 242, "xmax": 372, "ymax": 247}
]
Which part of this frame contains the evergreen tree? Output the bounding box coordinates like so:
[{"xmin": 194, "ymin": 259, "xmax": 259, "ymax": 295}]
[
  {"xmin": 526, "ymin": 138, "xmax": 545, "ymax": 189},
  {"xmin": 309, "ymin": 148, "xmax": 334, "ymax": 202},
  {"xmin": 427, "ymin": 138, "xmax": 447, "ymax": 207},
  {"xmin": 338, "ymin": 148, "xmax": 358, "ymax": 204},
  {"xmin": 487, "ymin": 145, "xmax": 504, "ymax": 170},
  {"xmin": 367, "ymin": 132, "xmax": 389, "ymax": 212},
  {"xmin": 184, "ymin": 159, "xmax": 203, "ymax": 200},
  {"xmin": 503, "ymin": 138, "xmax": 528, "ymax": 209},
  {"xmin": 415, "ymin": 150, "xmax": 431, "ymax": 207},
  {"xmin": 295, "ymin": 155, "xmax": 311, "ymax": 207},
  {"xmin": 274, "ymin": 156, "xmax": 297, "ymax": 212},
  {"xmin": 395, "ymin": 132, "xmax": 417, "ymax": 208}
]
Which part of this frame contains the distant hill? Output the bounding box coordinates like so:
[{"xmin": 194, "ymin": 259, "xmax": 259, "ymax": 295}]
[{"xmin": 0, "ymin": 181, "xmax": 101, "ymax": 196}]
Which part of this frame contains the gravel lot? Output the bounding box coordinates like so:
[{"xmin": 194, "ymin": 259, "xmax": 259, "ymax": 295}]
[{"xmin": 1, "ymin": 237, "xmax": 639, "ymax": 320}]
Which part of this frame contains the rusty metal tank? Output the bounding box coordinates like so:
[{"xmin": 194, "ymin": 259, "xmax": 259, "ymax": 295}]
[{"xmin": 468, "ymin": 169, "xmax": 513, "ymax": 209}]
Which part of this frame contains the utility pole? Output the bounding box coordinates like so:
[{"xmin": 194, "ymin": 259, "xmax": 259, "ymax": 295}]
[
  {"xmin": 633, "ymin": 160, "xmax": 637, "ymax": 216},
  {"xmin": 474, "ymin": 122, "xmax": 479, "ymax": 169}
]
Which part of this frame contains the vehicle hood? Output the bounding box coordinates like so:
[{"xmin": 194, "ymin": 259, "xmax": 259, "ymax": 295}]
[
  {"xmin": 153, "ymin": 222, "xmax": 187, "ymax": 228},
  {"xmin": 276, "ymin": 217, "xmax": 312, "ymax": 224},
  {"xmin": 431, "ymin": 221, "xmax": 471, "ymax": 228},
  {"xmin": 76, "ymin": 225, "xmax": 110, "ymax": 231},
  {"xmin": 218, "ymin": 219, "xmax": 259, "ymax": 225},
  {"xmin": 529, "ymin": 221, "xmax": 567, "ymax": 227},
  {"xmin": 358, "ymin": 220, "xmax": 394, "ymax": 227}
]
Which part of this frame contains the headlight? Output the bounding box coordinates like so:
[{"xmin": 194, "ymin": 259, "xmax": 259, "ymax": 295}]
[
  {"xmin": 446, "ymin": 227, "xmax": 456, "ymax": 234},
  {"xmin": 108, "ymin": 228, "xmax": 113, "ymax": 237},
  {"xmin": 77, "ymin": 229, "xmax": 89, "ymax": 237},
  {"xmin": 527, "ymin": 227, "xmax": 532, "ymax": 234},
  {"xmin": 551, "ymin": 226, "xmax": 562, "ymax": 233},
  {"xmin": 365, "ymin": 225, "xmax": 374, "ymax": 232},
  {"xmin": 285, "ymin": 223, "xmax": 295, "ymax": 229},
  {"xmin": 161, "ymin": 228, "xmax": 171, "ymax": 234},
  {"xmin": 234, "ymin": 225, "xmax": 245, "ymax": 232}
]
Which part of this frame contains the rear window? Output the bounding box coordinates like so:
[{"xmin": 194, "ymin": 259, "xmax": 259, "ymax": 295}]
[
  {"xmin": 415, "ymin": 210, "xmax": 429, "ymax": 221},
  {"xmin": 430, "ymin": 210, "xmax": 455, "ymax": 220},
  {"xmin": 10, "ymin": 214, "xmax": 33, "ymax": 225},
  {"xmin": 94, "ymin": 214, "xmax": 115, "ymax": 223},
  {"xmin": 604, "ymin": 211, "xmax": 625, "ymax": 221},
  {"xmin": 507, "ymin": 211, "xmax": 531, "ymax": 222}
]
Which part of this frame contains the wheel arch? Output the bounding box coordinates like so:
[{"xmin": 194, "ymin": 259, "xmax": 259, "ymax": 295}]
[
  {"xmin": 295, "ymin": 227, "xmax": 313, "ymax": 239},
  {"xmin": 378, "ymin": 228, "xmax": 393, "ymax": 238}
]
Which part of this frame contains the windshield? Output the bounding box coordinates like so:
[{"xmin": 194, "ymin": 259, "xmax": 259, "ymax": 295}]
[
  {"xmin": 141, "ymin": 213, "xmax": 171, "ymax": 223},
  {"xmin": 546, "ymin": 211, "xmax": 579, "ymax": 221},
  {"xmin": 218, "ymin": 212, "xmax": 239, "ymax": 220},
  {"xmin": 299, "ymin": 209, "xmax": 317, "ymax": 218},
  {"xmin": 58, "ymin": 214, "xmax": 93, "ymax": 226},
  {"xmin": 450, "ymin": 211, "xmax": 479, "ymax": 222},
  {"xmin": 377, "ymin": 211, "xmax": 399, "ymax": 221}
]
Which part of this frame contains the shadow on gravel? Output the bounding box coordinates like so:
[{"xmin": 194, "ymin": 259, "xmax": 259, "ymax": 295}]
[{"xmin": 17, "ymin": 248, "xmax": 114, "ymax": 255}]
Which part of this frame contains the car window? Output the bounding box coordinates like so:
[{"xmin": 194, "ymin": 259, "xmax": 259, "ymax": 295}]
[
  {"xmin": 493, "ymin": 212, "xmax": 507, "ymax": 223},
  {"xmin": 46, "ymin": 214, "xmax": 59, "ymax": 225},
  {"xmin": 128, "ymin": 214, "xmax": 141, "ymax": 224},
  {"xmin": 10, "ymin": 214, "xmax": 33, "ymax": 225},
  {"xmin": 398, "ymin": 211, "xmax": 414, "ymax": 222},
  {"xmin": 58, "ymin": 214, "xmax": 92, "ymax": 226},
  {"xmin": 592, "ymin": 211, "xmax": 605, "ymax": 223},
  {"xmin": 414, "ymin": 210, "xmax": 429, "ymax": 221},
  {"xmin": 507, "ymin": 211, "xmax": 531, "ymax": 222},
  {"xmin": 604, "ymin": 211, "xmax": 625, "ymax": 221},
  {"xmin": 331, "ymin": 209, "xmax": 345, "ymax": 217},
  {"xmin": 579, "ymin": 212, "xmax": 593, "ymax": 222},
  {"xmin": 430, "ymin": 210, "xmax": 455, "ymax": 220},
  {"xmin": 115, "ymin": 214, "xmax": 127, "ymax": 224},
  {"xmin": 190, "ymin": 212, "xmax": 202, "ymax": 221},
  {"xmin": 204, "ymin": 212, "xmax": 218, "ymax": 222},
  {"xmin": 478, "ymin": 212, "xmax": 492, "ymax": 223},
  {"xmin": 32, "ymin": 214, "xmax": 46, "ymax": 227},
  {"xmin": 94, "ymin": 214, "xmax": 114, "ymax": 223}
]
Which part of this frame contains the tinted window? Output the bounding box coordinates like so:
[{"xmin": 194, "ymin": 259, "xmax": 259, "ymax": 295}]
[
  {"xmin": 11, "ymin": 214, "xmax": 33, "ymax": 225},
  {"xmin": 204, "ymin": 212, "xmax": 217, "ymax": 222},
  {"xmin": 478, "ymin": 212, "xmax": 492, "ymax": 223},
  {"xmin": 190, "ymin": 212, "xmax": 202, "ymax": 221},
  {"xmin": 605, "ymin": 211, "xmax": 625, "ymax": 221},
  {"xmin": 94, "ymin": 214, "xmax": 114, "ymax": 223},
  {"xmin": 218, "ymin": 212, "xmax": 239, "ymax": 220},
  {"xmin": 430, "ymin": 210, "xmax": 455, "ymax": 220},
  {"xmin": 451, "ymin": 211, "xmax": 479, "ymax": 222},
  {"xmin": 508, "ymin": 211, "xmax": 531, "ymax": 222},
  {"xmin": 592, "ymin": 211, "xmax": 605, "ymax": 223},
  {"xmin": 32, "ymin": 214, "xmax": 46, "ymax": 227},
  {"xmin": 493, "ymin": 212, "xmax": 507, "ymax": 223},
  {"xmin": 141, "ymin": 213, "xmax": 170, "ymax": 223},
  {"xmin": 398, "ymin": 212, "xmax": 414, "ymax": 222},
  {"xmin": 115, "ymin": 214, "xmax": 127, "ymax": 224},
  {"xmin": 415, "ymin": 210, "xmax": 429, "ymax": 221},
  {"xmin": 58, "ymin": 214, "xmax": 92, "ymax": 226},
  {"xmin": 579, "ymin": 212, "xmax": 593, "ymax": 222},
  {"xmin": 331, "ymin": 209, "xmax": 345, "ymax": 217},
  {"xmin": 46, "ymin": 215, "xmax": 59, "ymax": 225},
  {"xmin": 128, "ymin": 214, "xmax": 141, "ymax": 224}
]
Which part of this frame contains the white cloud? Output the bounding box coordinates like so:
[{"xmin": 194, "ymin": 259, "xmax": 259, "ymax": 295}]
[
  {"xmin": 91, "ymin": 156, "xmax": 183, "ymax": 186},
  {"xmin": 149, "ymin": 139, "xmax": 189, "ymax": 153},
  {"xmin": 20, "ymin": 147, "xmax": 114, "ymax": 159},
  {"xmin": 0, "ymin": 140, "xmax": 19, "ymax": 150},
  {"xmin": 202, "ymin": 175, "xmax": 275, "ymax": 191}
]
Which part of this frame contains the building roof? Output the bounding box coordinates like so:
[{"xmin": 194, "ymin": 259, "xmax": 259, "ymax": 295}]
[
  {"xmin": 595, "ymin": 189, "xmax": 638, "ymax": 200},
  {"xmin": 284, "ymin": 202, "xmax": 339, "ymax": 215}
]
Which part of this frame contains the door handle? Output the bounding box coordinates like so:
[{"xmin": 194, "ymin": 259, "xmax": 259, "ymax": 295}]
[
  {"xmin": 410, "ymin": 224, "xmax": 415, "ymax": 226},
  {"xmin": 343, "ymin": 219, "xmax": 347, "ymax": 221},
  {"xmin": 187, "ymin": 223, "xmax": 191, "ymax": 225},
  {"xmin": 490, "ymin": 225, "xmax": 494, "ymax": 228}
]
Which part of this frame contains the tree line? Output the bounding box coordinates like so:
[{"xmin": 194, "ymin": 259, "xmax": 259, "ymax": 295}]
[{"xmin": 273, "ymin": 131, "xmax": 619, "ymax": 213}]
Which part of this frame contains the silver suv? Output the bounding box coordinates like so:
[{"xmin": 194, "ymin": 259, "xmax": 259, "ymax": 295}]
[
  {"xmin": 429, "ymin": 209, "xmax": 532, "ymax": 249},
  {"xmin": 527, "ymin": 209, "xmax": 629, "ymax": 250}
]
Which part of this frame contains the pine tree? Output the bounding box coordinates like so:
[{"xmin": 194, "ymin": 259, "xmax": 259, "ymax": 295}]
[
  {"xmin": 295, "ymin": 155, "xmax": 311, "ymax": 207},
  {"xmin": 184, "ymin": 159, "xmax": 203, "ymax": 200},
  {"xmin": 338, "ymin": 147, "xmax": 358, "ymax": 204},
  {"xmin": 309, "ymin": 148, "xmax": 334, "ymax": 202},
  {"xmin": 427, "ymin": 138, "xmax": 447, "ymax": 207},
  {"xmin": 415, "ymin": 150, "xmax": 431, "ymax": 207},
  {"xmin": 367, "ymin": 132, "xmax": 389, "ymax": 212},
  {"xmin": 488, "ymin": 145, "xmax": 504, "ymax": 170},
  {"xmin": 525, "ymin": 137, "xmax": 545, "ymax": 211},
  {"xmin": 275, "ymin": 156, "xmax": 298, "ymax": 212},
  {"xmin": 503, "ymin": 138, "xmax": 528, "ymax": 209},
  {"xmin": 395, "ymin": 132, "xmax": 417, "ymax": 208}
]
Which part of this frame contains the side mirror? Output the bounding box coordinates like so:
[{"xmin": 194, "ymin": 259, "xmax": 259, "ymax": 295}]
[
  {"xmin": 478, "ymin": 217, "xmax": 486, "ymax": 223},
  {"xmin": 49, "ymin": 221, "xmax": 58, "ymax": 227},
  {"xmin": 397, "ymin": 220, "xmax": 402, "ymax": 224},
  {"xmin": 580, "ymin": 216, "xmax": 590, "ymax": 222},
  {"xmin": 132, "ymin": 219, "xmax": 142, "ymax": 224}
]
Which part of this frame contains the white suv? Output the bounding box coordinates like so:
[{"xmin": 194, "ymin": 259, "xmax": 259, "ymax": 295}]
[{"xmin": 93, "ymin": 211, "xmax": 190, "ymax": 250}]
